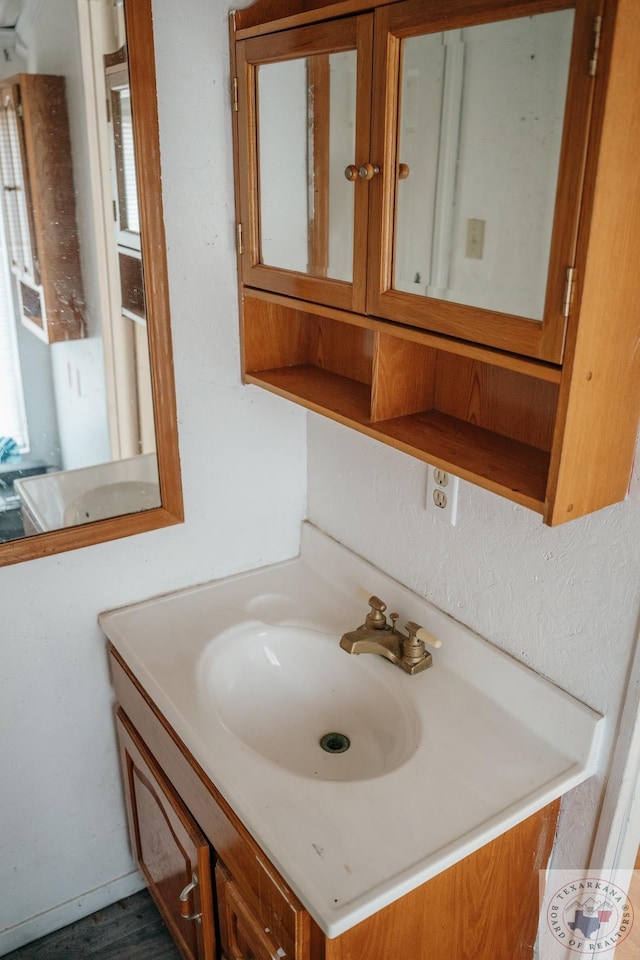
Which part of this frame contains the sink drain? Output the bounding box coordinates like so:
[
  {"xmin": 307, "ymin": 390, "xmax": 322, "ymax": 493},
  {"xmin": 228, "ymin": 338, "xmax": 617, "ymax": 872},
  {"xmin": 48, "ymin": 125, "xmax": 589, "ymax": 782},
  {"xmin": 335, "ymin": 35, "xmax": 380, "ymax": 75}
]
[{"xmin": 319, "ymin": 732, "xmax": 350, "ymax": 754}]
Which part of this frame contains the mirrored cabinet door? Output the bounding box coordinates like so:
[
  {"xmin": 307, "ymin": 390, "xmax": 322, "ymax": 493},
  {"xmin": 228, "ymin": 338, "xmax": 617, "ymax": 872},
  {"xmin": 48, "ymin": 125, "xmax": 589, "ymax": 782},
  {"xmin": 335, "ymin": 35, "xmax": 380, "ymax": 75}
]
[
  {"xmin": 235, "ymin": 15, "xmax": 373, "ymax": 313},
  {"xmin": 367, "ymin": 0, "xmax": 600, "ymax": 362}
]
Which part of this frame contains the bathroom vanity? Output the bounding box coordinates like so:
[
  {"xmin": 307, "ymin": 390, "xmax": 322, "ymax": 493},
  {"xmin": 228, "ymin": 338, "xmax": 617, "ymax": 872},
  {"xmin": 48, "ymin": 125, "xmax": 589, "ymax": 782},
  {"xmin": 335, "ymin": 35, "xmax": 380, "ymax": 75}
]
[{"xmin": 101, "ymin": 525, "xmax": 603, "ymax": 960}]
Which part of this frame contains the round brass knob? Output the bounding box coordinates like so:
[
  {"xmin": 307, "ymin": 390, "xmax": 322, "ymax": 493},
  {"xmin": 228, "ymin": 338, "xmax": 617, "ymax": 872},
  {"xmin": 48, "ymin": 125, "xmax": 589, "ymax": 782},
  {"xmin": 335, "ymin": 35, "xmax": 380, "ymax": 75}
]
[
  {"xmin": 344, "ymin": 164, "xmax": 359, "ymax": 182},
  {"xmin": 358, "ymin": 162, "xmax": 380, "ymax": 180}
]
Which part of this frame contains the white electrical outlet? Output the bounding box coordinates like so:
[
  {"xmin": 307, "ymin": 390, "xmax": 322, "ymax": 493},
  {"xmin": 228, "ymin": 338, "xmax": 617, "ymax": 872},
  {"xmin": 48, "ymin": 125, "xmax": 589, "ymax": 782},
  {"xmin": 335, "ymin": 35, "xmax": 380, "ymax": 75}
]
[{"xmin": 426, "ymin": 466, "xmax": 459, "ymax": 525}]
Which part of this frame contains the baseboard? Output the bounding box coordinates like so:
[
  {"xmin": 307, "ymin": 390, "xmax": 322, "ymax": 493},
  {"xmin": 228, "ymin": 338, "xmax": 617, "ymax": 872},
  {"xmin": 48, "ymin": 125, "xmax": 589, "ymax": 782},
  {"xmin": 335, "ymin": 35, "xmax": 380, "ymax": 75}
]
[{"xmin": 0, "ymin": 871, "xmax": 146, "ymax": 957}]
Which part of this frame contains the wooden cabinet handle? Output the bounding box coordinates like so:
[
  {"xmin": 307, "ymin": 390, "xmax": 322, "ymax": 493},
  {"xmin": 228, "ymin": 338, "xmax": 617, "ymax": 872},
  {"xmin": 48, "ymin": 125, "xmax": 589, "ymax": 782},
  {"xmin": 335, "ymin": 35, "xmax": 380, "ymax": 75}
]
[
  {"xmin": 344, "ymin": 163, "xmax": 380, "ymax": 182},
  {"xmin": 179, "ymin": 873, "xmax": 203, "ymax": 923},
  {"xmin": 358, "ymin": 162, "xmax": 380, "ymax": 180}
]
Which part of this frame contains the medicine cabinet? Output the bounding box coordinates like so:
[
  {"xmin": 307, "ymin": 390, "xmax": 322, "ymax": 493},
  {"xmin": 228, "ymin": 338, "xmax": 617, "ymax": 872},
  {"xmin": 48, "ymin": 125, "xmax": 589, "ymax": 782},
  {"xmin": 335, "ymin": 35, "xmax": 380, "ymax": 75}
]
[{"xmin": 231, "ymin": 0, "xmax": 640, "ymax": 525}]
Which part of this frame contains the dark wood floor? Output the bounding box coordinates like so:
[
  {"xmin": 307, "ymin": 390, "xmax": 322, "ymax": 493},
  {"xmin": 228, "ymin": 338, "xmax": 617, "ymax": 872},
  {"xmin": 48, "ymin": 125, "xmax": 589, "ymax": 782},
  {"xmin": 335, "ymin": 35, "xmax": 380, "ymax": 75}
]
[{"xmin": 4, "ymin": 891, "xmax": 182, "ymax": 960}]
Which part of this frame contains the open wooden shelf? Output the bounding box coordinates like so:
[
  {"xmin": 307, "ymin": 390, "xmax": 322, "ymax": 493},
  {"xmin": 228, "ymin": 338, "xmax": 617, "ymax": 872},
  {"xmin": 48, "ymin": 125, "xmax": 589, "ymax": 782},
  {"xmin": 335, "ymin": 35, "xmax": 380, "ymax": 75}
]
[
  {"xmin": 243, "ymin": 293, "xmax": 556, "ymax": 512},
  {"xmin": 247, "ymin": 367, "xmax": 550, "ymax": 511},
  {"xmin": 246, "ymin": 366, "xmax": 372, "ymax": 423},
  {"xmin": 374, "ymin": 411, "xmax": 550, "ymax": 510}
]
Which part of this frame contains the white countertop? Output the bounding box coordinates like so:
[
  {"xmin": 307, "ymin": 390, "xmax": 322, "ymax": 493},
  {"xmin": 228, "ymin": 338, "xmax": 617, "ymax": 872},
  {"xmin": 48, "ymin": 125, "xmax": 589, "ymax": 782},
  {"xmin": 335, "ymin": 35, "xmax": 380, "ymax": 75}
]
[{"xmin": 100, "ymin": 523, "xmax": 603, "ymax": 938}]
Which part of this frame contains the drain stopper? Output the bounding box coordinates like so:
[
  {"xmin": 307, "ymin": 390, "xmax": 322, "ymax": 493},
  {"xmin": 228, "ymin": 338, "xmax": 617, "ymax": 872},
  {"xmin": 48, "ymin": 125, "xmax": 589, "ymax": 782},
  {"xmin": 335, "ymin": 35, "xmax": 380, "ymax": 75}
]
[{"xmin": 319, "ymin": 732, "xmax": 350, "ymax": 754}]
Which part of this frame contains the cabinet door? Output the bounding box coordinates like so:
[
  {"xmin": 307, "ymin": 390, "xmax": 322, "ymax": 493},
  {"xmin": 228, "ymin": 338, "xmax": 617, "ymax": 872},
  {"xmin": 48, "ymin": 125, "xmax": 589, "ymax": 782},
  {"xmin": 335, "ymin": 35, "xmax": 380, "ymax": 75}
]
[
  {"xmin": 216, "ymin": 862, "xmax": 287, "ymax": 960},
  {"xmin": 367, "ymin": 0, "xmax": 601, "ymax": 362},
  {"xmin": 235, "ymin": 14, "xmax": 373, "ymax": 314},
  {"xmin": 116, "ymin": 710, "xmax": 216, "ymax": 960}
]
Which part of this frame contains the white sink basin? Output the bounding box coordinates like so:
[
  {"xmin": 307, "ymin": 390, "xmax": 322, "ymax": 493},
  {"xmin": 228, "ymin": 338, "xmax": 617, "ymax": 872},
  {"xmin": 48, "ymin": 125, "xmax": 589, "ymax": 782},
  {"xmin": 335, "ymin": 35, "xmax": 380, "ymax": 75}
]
[
  {"xmin": 198, "ymin": 622, "xmax": 420, "ymax": 781},
  {"xmin": 100, "ymin": 523, "xmax": 603, "ymax": 938}
]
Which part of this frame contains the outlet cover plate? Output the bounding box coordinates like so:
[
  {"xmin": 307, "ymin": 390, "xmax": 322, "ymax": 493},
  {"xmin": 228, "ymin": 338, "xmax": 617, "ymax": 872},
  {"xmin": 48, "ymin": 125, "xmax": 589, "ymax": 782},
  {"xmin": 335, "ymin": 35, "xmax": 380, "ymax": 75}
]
[{"xmin": 426, "ymin": 467, "xmax": 459, "ymax": 525}]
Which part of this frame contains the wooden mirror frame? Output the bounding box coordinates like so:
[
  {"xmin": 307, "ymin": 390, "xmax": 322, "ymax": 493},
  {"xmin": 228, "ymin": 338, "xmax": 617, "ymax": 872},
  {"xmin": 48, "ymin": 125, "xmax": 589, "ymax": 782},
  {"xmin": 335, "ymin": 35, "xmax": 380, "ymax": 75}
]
[{"xmin": 1, "ymin": 0, "xmax": 183, "ymax": 567}]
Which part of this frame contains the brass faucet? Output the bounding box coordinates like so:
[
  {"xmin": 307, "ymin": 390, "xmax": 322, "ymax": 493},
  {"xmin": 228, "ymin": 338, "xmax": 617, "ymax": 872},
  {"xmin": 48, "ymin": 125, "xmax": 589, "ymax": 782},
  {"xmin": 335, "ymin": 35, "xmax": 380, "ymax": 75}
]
[{"xmin": 340, "ymin": 596, "xmax": 438, "ymax": 675}]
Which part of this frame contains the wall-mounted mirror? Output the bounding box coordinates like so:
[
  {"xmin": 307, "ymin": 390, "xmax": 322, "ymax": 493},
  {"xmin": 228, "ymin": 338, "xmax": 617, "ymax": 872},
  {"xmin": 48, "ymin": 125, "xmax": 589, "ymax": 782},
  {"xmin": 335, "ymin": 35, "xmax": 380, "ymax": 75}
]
[{"xmin": 0, "ymin": 0, "xmax": 182, "ymax": 566}]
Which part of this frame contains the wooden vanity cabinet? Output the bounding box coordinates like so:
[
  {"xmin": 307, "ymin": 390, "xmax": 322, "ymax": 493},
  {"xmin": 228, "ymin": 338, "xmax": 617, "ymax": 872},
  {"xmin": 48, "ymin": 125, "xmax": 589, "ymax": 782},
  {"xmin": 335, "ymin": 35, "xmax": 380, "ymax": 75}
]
[
  {"xmin": 0, "ymin": 74, "xmax": 85, "ymax": 343},
  {"xmin": 110, "ymin": 645, "xmax": 560, "ymax": 960},
  {"xmin": 116, "ymin": 710, "xmax": 216, "ymax": 960},
  {"xmin": 231, "ymin": 0, "xmax": 640, "ymax": 525}
]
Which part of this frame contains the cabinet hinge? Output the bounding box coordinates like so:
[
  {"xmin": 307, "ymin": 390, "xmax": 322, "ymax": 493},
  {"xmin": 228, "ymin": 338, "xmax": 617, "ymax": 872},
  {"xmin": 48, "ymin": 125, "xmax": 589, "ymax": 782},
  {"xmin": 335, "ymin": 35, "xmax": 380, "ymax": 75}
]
[
  {"xmin": 236, "ymin": 222, "xmax": 243, "ymax": 255},
  {"xmin": 563, "ymin": 266, "xmax": 576, "ymax": 318},
  {"xmin": 590, "ymin": 15, "xmax": 602, "ymax": 77},
  {"xmin": 232, "ymin": 76, "xmax": 238, "ymax": 112},
  {"xmin": 15, "ymin": 101, "xmax": 22, "ymax": 118}
]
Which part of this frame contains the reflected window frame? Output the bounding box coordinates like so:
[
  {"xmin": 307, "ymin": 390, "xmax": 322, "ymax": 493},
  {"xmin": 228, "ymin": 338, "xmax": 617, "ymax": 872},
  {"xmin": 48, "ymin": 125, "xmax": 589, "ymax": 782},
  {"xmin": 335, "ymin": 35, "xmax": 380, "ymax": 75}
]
[{"xmin": 106, "ymin": 46, "xmax": 141, "ymax": 252}]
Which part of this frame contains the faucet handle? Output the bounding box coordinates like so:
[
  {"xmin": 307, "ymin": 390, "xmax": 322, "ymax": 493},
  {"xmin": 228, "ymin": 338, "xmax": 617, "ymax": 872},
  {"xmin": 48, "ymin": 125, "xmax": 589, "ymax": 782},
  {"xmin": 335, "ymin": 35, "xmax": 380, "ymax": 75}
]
[
  {"xmin": 402, "ymin": 621, "xmax": 427, "ymax": 665},
  {"xmin": 402, "ymin": 621, "xmax": 441, "ymax": 666},
  {"xmin": 405, "ymin": 621, "xmax": 442, "ymax": 650},
  {"xmin": 365, "ymin": 595, "xmax": 388, "ymax": 630}
]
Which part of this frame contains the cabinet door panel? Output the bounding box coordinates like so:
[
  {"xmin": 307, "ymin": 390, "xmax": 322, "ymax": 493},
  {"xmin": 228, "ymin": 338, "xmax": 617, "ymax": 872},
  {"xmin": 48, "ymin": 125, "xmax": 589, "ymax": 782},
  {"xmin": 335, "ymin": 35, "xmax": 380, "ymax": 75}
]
[
  {"xmin": 236, "ymin": 14, "xmax": 373, "ymax": 313},
  {"xmin": 216, "ymin": 862, "xmax": 284, "ymax": 960},
  {"xmin": 116, "ymin": 709, "xmax": 216, "ymax": 960},
  {"xmin": 367, "ymin": 0, "xmax": 601, "ymax": 362}
]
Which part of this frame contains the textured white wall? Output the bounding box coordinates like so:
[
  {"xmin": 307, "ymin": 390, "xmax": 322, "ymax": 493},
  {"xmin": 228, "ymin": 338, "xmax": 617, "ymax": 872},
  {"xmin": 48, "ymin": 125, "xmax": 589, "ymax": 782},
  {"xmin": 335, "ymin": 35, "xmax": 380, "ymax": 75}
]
[
  {"xmin": 0, "ymin": 0, "xmax": 306, "ymax": 953},
  {"xmin": 307, "ymin": 414, "xmax": 640, "ymax": 870}
]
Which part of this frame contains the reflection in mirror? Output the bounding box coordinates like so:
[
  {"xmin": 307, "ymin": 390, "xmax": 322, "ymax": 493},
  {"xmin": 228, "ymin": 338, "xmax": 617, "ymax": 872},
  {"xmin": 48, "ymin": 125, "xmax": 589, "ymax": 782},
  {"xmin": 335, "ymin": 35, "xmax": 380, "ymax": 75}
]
[
  {"xmin": 258, "ymin": 50, "xmax": 356, "ymax": 282},
  {"xmin": 0, "ymin": 0, "xmax": 182, "ymax": 562},
  {"xmin": 394, "ymin": 10, "xmax": 574, "ymax": 320},
  {"xmin": 108, "ymin": 70, "xmax": 140, "ymax": 241}
]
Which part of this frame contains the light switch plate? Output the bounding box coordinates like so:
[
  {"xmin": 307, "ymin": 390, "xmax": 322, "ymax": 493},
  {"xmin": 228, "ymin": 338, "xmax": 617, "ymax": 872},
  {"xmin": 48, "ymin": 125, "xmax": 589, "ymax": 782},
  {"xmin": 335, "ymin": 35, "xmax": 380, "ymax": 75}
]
[{"xmin": 465, "ymin": 218, "xmax": 485, "ymax": 259}]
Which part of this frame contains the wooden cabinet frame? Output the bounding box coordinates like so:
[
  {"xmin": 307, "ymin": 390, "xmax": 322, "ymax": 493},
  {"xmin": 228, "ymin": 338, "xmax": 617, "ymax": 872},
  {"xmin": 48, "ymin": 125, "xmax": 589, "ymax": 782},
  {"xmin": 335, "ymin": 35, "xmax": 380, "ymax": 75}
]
[
  {"xmin": 232, "ymin": 0, "xmax": 640, "ymax": 525},
  {"xmin": 235, "ymin": 0, "xmax": 600, "ymax": 362},
  {"xmin": 366, "ymin": 0, "xmax": 601, "ymax": 363},
  {"xmin": 236, "ymin": 15, "xmax": 374, "ymax": 313}
]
